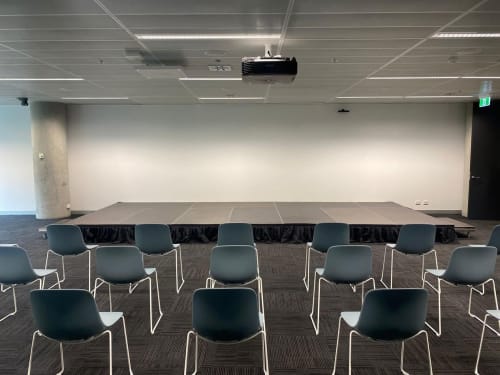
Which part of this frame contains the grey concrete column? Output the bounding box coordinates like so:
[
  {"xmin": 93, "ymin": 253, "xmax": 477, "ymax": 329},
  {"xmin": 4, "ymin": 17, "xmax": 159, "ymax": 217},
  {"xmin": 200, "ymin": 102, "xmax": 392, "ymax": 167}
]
[{"xmin": 30, "ymin": 102, "xmax": 71, "ymax": 219}]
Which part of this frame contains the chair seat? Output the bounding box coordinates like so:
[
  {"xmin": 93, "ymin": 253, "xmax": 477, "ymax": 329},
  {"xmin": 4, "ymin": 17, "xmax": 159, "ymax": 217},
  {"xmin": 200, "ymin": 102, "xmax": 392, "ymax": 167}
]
[
  {"xmin": 99, "ymin": 311, "xmax": 123, "ymax": 327},
  {"xmin": 486, "ymin": 310, "xmax": 500, "ymax": 320},
  {"xmin": 341, "ymin": 311, "xmax": 361, "ymax": 328},
  {"xmin": 87, "ymin": 244, "xmax": 98, "ymax": 250},
  {"xmin": 34, "ymin": 268, "xmax": 57, "ymax": 278},
  {"xmin": 386, "ymin": 243, "xmax": 396, "ymax": 248},
  {"xmin": 145, "ymin": 267, "xmax": 156, "ymax": 276},
  {"xmin": 425, "ymin": 269, "xmax": 446, "ymax": 277},
  {"xmin": 316, "ymin": 267, "xmax": 325, "ymax": 276},
  {"xmin": 259, "ymin": 313, "xmax": 265, "ymax": 329}
]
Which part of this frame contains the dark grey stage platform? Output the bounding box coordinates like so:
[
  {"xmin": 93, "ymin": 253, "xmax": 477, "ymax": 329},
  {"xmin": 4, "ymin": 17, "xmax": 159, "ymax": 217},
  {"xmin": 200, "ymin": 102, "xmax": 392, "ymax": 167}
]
[{"xmin": 48, "ymin": 202, "xmax": 474, "ymax": 244}]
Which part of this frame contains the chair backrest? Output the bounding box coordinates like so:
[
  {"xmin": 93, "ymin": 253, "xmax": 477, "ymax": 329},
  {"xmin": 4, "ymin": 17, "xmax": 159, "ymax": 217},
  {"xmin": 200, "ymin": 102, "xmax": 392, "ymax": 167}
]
[
  {"xmin": 356, "ymin": 288, "xmax": 428, "ymax": 341},
  {"xmin": 210, "ymin": 245, "xmax": 258, "ymax": 284},
  {"xmin": 311, "ymin": 223, "xmax": 350, "ymax": 253},
  {"xmin": 487, "ymin": 225, "xmax": 500, "ymax": 255},
  {"xmin": 0, "ymin": 245, "xmax": 37, "ymax": 285},
  {"xmin": 217, "ymin": 223, "xmax": 254, "ymax": 246},
  {"xmin": 47, "ymin": 224, "xmax": 88, "ymax": 256},
  {"xmin": 95, "ymin": 246, "xmax": 146, "ymax": 284},
  {"xmin": 443, "ymin": 246, "xmax": 497, "ymax": 285},
  {"xmin": 395, "ymin": 224, "xmax": 436, "ymax": 254},
  {"xmin": 135, "ymin": 224, "xmax": 174, "ymax": 254},
  {"xmin": 31, "ymin": 289, "xmax": 105, "ymax": 341},
  {"xmin": 192, "ymin": 288, "xmax": 261, "ymax": 342},
  {"xmin": 323, "ymin": 245, "xmax": 372, "ymax": 284}
]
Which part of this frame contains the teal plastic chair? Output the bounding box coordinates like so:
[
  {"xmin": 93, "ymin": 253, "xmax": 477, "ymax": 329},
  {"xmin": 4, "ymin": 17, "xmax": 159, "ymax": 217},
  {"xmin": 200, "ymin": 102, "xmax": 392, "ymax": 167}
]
[
  {"xmin": 94, "ymin": 246, "xmax": 164, "ymax": 334},
  {"xmin": 309, "ymin": 245, "xmax": 375, "ymax": 334},
  {"xmin": 28, "ymin": 289, "xmax": 133, "ymax": 375},
  {"xmin": 303, "ymin": 223, "xmax": 350, "ymax": 291},
  {"xmin": 423, "ymin": 246, "xmax": 498, "ymax": 336},
  {"xmin": 380, "ymin": 224, "xmax": 437, "ymax": 288},
  {"xmin": 0, "ymin": 245, "xmax": 60, "ymax": 322},
  {"xmin": 184, "ymin": 288, "xmax": 268, "ymax": 375},
  {"xmin": 486, "ymin": 225, "xmax": 500, "ymax": 254},
  {"xmin": 332, "ymin": 288, "xmax": 432, "ymax": 375},
  {"xmin": 46, "ymin": 224, "xmax": 98, "ymax": 290},
  {"xmin": 475, "ymin": 309, "xmax": 500, "ymax": 374},
  {"xmin": 217, "ymin": 222, "xmax": 255, "ymax": 247},
  {"xmin": 135, "ymin": 224, "xmax": 185, "ymax": 293},
  {"xmin": 206, "ymin": 245, "xmax": 264, "ymax": 314}
]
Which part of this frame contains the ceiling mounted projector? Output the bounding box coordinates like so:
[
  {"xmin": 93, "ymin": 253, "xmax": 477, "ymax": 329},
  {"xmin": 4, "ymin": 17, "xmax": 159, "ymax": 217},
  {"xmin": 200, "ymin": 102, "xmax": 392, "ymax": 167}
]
[{"xmin": 242, "ymin": 55, "xmax": 298, "ymax": 84}]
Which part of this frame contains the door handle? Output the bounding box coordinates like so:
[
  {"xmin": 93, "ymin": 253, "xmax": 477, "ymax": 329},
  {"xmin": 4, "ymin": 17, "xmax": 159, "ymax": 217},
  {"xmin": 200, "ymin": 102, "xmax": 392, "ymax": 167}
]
[{"xmin": 471, "ymin": 176, "xmax": 481, "ymax": 180}]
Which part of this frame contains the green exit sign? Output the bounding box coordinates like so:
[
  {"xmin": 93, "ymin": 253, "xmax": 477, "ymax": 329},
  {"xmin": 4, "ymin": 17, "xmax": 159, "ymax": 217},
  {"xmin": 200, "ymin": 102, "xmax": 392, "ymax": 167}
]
[{"xmin": 479, "ymin": 97, "xmax": 491, "ymax": 107}]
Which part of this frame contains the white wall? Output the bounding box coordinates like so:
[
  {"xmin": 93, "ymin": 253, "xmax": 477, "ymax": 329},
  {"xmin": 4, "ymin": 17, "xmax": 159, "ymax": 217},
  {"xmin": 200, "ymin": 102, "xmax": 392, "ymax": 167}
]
[
  {"xmin": 67, "ymin": 103, "xmax": 466, "ymax": 211},
  {"xmin": 0, "ymin": 106, "xmax": 35, "ymax": 213}
]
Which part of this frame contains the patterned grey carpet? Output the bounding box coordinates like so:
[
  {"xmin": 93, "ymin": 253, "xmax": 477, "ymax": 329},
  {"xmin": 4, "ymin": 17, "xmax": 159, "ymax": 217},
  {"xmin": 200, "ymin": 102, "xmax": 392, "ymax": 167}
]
[{"xmin": 0, "ymin": 215, "xmax": 499, "ymax": 374}]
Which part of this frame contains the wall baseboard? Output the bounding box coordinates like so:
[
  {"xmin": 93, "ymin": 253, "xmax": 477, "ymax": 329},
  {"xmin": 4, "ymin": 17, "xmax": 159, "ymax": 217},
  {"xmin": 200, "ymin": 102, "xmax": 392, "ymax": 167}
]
[
  {"xmin": 422, "ymin": 210, "xmax": 462, "ymax": 215},
  {"xmin": 0, "ymin": 211, "xmax": 36, "ymax": 215}
]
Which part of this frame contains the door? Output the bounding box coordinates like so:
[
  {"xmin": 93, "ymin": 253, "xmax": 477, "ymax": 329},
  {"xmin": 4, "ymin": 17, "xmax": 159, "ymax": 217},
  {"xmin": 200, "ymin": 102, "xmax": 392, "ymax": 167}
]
[{"xmin": 468, "ymin": 101, "xmax": 500, "ymax": 219}]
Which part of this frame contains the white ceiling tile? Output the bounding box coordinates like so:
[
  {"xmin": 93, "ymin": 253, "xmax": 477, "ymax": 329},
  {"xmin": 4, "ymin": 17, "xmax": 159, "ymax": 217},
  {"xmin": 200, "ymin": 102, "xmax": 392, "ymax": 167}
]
[
  {"xmin": 4, "ymin": 41, "xmax": 141, "ymax": 51},
  {"xmin": 379, "ymin": 62, "xmax": 494, "ymax": 75},
  {"xmin": 289, "ymin": 13, "xmax": 458, "ymax": 28},
  {"xmin": 0, "ymin": 64, "xmax": 77, "ymax": 78},
  {"xmin": 0, "ymin": 29, "xmax": 132, "ymax": 42},
  {"xmin": 284, "ymin": 39, "xmax": 419, "ymax": 49},
  {"xmin": 284, "ymin": 48, "xmax": 406, "ymax": 58},
  {"xmin": 0, "ymin": 15, "xmax": 117, "ymax": 29},
  {"xmin": 286, "ymin": 27, "xmax": 435, "ymax": 40},
  {"xmin": 0, "ymin": 1, "xmax": 104, "ymax": 15},
  {"xmin": 120, "ymin": 14, "xmax": 284, "ymax": 30},
  {"xmin": 293, "ymin": 0, "xmax": 481, "ymax": 13},
  {"xmin": 454, "ymin": 12, "xmax": 500, "ymax": 26},
  {"xmin": 99, "ymin": 0, "xmax": 290, "ymax": 14}
]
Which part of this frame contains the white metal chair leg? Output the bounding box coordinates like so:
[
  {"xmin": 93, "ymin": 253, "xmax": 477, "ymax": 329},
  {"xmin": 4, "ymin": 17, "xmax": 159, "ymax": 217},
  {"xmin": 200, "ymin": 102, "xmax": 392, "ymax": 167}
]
[
  {"xmin": 27, "ymin": 331, "xmax": 39, "ymax": 375},
  {"xmin": 121, "ymin": 317, "xmax": 134, "ymax": 375},
  {"xmin": 257, "ymin": 277, "xmax": 265, "ymax": 316},
  {"xmin": 0, "ymin": 286, "xmax": 17, "ymax": 322},
  {"xmin": 303, "ymin": 245, "xmax": 311, "ymax": 291},
  {"xmin": 423, "ymin": 274, "xmax": 442, "ymax": 337},
  {"xmin": 56, "ymin": 342, "xmax": 64, "ymax": 375},
  {"xmin": 468, "ymin": 279, "xmax": 500, "ymax": 331},
  {"xmin": 475, "ymin": 313, "xmax": 495, "ymax": 375},
  {"xmin": 332, "ymin": 316, "xmax": 343, "ymax": 375},
  {"xmin": 401, "ymin": 331, "xmax": 433, "ymax": 375},
  {"xmin": 380, "ymin": 245, "xmax": 390, "ymax": 288},
  {"xmin": 88, "ymin": 251, "xmax": 91, "ymax": 292},
  {"xmin": 175, "ymin": 247, "xmax": 186, "ymax": 294},
  {"xmin": 184, "ymin": 330, "xmax": 198, "ymax": 375},
  {"xmin": 149, "ymin": 272, "xmax": 164, "ymax": 334},
  {"xmin": 401, "ymin": 340, "xmax": 410, "ymax": 375},
  {"xmin": 261, "ymin": 330, "xmax": 269, "ymax": 375},
  {"xmin": 106, "ymin": 331, "xmax": 113, "ymax": 375},
  {"xmin": 309, "ymin": 271, "xmax": 322, "ymax": 335}
]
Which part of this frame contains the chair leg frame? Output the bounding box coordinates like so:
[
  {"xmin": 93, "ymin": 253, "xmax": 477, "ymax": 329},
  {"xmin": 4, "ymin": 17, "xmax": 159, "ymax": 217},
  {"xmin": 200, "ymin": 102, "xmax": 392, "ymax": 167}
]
[
  {"xmin": 1, "ymin": 275, "xmax": 60, "ymax": 323},
  {"xmin": 310, "ymin": 273, "xmax": 376, "ymax": 335},
  {"xmin": 94, "ymin": 273, "xmax": 164, "ymax": 334},
  {"xmin": 27, "ymin": 317, "xmax": 133, "ymax": 375},
  {"xmin": 423, "ymin": 273, "xmax": 498, "ymax": 337},
  {"xmin": 332, "ymin": 317, "xmax": 433, "ymax": 375},
  {"xmin": 183, "ymin": 328, "xmax": 269, "ymax": 375},
  {"xmin": 303, "ymin": 244, "xmax": 312, "ymax": 291},
  {"xmin": 45, "ymin": 249, "xmax": 92, "ymax": 291},
  {"xmin": 475, "ymin": 313, "xmax": 500, "ymax": 375},
  {"xmin": 131, "ymin": 247, "xmax": 185, "ymax": 294},
  {"xmin": 381, "ymin": 247, "xmax": 438, "ymax": 289}
]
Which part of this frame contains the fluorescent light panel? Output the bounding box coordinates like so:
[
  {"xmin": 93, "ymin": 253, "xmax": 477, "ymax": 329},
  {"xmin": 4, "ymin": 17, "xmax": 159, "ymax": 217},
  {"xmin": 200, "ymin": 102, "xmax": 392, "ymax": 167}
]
[
  {"xmin": 199, "ymin": 97, "xmax": 265, "ymax": 100},
  {"xmin": 179, "ymin": 77, "xmax": 242, "ymax": 81},
  {"xmin": 136, "ymin": 34, "xmax": 280, "ymax": 40},
  {"xmin": 0, "ymin": 78, "xmax": 83, "ymax": 81},
  {"xmin": 433, "ymin": 32, "xmax": 500, "ymax": 38},
  {"xmin": 462, "ymin": 76, "xmax": 500, "ymax": 79},
  {"xmin": 61, "ymin": 97, "xmax": 129, "ymax": 100}
]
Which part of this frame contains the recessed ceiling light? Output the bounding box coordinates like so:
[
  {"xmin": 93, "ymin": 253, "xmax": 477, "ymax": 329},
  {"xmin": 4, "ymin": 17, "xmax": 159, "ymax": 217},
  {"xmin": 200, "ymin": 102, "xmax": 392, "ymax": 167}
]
[
  {"xmin": 432, "ymin": 32, "xmax": 500, "ymax": 38},
  {"xmin": 136, "ymin": 34, "xmax": 280, "ymax": 40},
  {"xmin": 198, "ymin": 97, "xmax": 265, "ymax": 100},
  {"xmin": 179, "ymin": 77, "xmax": 242, "ymax": 81},
  {"xmin": 0, "ymin": 78, "xmax": 84, "ymax": 81},
  {"xmin": 368, "ymin": 76, "xmax": 460, "ymax": 80},
  {"xmin": 61, "ymin": 97, "xmax": 129, "ymax": 100}
]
